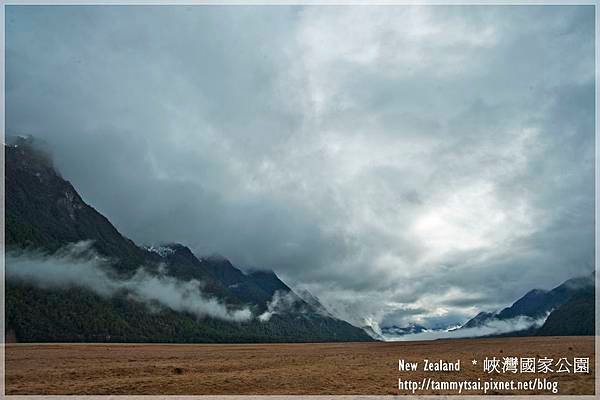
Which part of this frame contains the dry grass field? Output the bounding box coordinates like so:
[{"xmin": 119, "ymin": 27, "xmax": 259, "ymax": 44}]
[{"xmin": 5, "ymin": 336, "xmax": 595, "ymax": 395}]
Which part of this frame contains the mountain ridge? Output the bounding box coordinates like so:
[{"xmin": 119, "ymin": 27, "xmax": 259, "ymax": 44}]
[
  {"xmin": 5, "ymin": 138, "xmax": 372, "ymax": 343},
  {"xmin": 460, "ymin": 273, "xmax": 594, "ymax": 335}
]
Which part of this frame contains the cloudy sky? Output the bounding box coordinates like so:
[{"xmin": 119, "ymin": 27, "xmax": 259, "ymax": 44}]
[{"xmin": 6, "ymin": 5, "xmax": 595, "ymax": 329}]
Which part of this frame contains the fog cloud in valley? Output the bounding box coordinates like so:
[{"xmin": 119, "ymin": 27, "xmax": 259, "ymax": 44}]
[
  {"xmin": 6, "ymin": 241, "xmax": 252, "ymax": 322},
  {"xmin": 386, "ymin": 314, "xmax": 550, "ymax": 342},
  {"xmin": 6, "ymin": 5, "xmax": 595, "ymax": 330},
  {"xmin": 258, "ymin": 290, "xmax": 303, "ymax": 322}
]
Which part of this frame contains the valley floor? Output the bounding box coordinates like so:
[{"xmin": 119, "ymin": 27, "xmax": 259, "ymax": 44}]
[{"xmin": 5, "ymin": 336, "xmax": 595, "ymax": 395}]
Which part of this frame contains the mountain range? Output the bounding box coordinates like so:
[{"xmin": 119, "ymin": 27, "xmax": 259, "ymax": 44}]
[
  {"xmin": 379, "ymin": 274, "xmax": 594, "ymax": 339},
  {"xmin": 461, "ymin": 274, "xmax": 594, "ymax": 336},
  {"xmin": 5, "ymin": 136, "xmax": 372, "ymax": 343},
  {"xmin": 5, "ymin": 136, "xmax": 595, "ymax": 343},
  {"xmin": 381, "ymin": 323, "xmax": 428, "ymax": 336}
]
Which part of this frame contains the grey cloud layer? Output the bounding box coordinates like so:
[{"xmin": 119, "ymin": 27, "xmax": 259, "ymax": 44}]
[{"xmin": 6, "ymin": 5, "xmax": 595, "ymax": 329}]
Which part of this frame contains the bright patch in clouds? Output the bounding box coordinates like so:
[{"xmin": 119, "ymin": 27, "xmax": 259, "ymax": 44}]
[{"xmin": 412, "ymin": 182, "xmax": 534, "ymax": 263}]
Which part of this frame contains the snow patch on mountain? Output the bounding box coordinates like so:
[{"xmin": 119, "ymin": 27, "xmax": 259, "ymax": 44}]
[{"xmin": 144, "ymin": 245, "xmax": 176, "ymax": 258}]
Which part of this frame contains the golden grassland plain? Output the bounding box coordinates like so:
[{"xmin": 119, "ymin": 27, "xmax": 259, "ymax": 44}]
[{"xmin": 5, "ymin": 336, "xmax": 595, "ymax": 395}]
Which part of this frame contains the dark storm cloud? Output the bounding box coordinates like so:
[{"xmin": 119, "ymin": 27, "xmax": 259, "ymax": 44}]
[{"xmin": 6, "ymin": 5, "xmax": 595, "ymax": 330}]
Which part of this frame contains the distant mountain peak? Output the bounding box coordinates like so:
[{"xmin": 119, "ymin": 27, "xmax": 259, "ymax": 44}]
[
  {"xmin": 460, "ymin": 273, "xmax": 594, "ymax": 334},
  {"xmin": 380, "ymin": 323, "xmax": 428, "ymax": 337}
]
